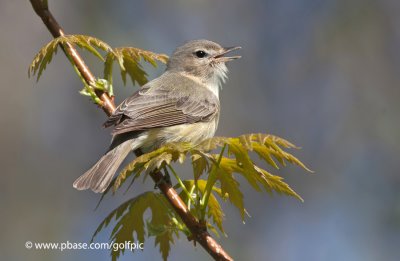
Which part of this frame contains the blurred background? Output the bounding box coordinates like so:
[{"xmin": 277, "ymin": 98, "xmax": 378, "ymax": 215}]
[{"xmin": 1, "ymin": 0, "xmax": 399, "ymax": 260}]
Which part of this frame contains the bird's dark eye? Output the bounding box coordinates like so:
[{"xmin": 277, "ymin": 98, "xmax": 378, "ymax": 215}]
[{"xmin": 195, "ymin": 50, "xmax": 207, "ymax": 58}]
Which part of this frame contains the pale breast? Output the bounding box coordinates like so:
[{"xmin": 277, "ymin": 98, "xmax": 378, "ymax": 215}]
[{"xmin": 139, "ymin": 118, "xmax": 219, "ymax": 151}]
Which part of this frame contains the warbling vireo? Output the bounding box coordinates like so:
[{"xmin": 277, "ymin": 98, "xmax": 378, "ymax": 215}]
[{"xmin": 73, "ymin": 39, "xmax": 241, "ymax": 193}]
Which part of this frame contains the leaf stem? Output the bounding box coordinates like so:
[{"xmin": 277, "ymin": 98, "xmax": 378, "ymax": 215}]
[
  {"xmin": 187, "ymin": 185, "xmax": 196, "ymax": 210},
  {"xmin": 200, "ymin": 144, "xmax": 226, "ymax": 220},
  {"xmin": 167, "ymin": 165, "xmax": 195, "ymax": 204}
]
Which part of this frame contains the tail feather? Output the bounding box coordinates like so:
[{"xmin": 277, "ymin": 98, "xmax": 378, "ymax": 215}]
[{"xmin": 73, "ymin": 139, "xmax": 135, "ymax": 193}]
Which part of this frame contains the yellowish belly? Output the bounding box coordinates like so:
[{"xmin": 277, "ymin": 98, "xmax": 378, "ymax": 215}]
[{"xmin": 140, "ymin": 120, "xmax": 218, "ymax": 151}]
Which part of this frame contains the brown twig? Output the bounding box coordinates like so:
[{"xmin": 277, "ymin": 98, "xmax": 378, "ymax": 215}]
[
  {"xmin": 30, "ymin": 0, "xmax": 115, "ymax": 116},
  {"xmin": 29, "ymin": 1, "xmax": 233, "ymax": 260}
]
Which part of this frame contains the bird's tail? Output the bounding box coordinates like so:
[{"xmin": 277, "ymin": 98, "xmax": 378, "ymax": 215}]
[{"xmin": 73, "ymin": 139, "xmax": 137, "ymax": 193}]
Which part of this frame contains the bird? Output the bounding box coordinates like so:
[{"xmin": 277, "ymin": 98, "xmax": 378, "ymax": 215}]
[{"xmin": 73, "ymin": 39, "xmax": 241, "ymax": 193}]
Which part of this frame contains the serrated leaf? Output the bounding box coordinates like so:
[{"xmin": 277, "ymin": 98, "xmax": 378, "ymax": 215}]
[
  {"xmin": 238, "ymin": 134, "xmax": 254, "ymax": 150},
  {"xmin": 70, "ymin": 35, "xmax": 110, "ymax": 60},
  {"xmin": 113, "ymin": 147, "xmax": 166, "ymax": 191},
  {"xmin": 111, "ymin": 133, "xmax": 310, "ymax": 200},
  {"xmin": 109, "ymin": 194, "xmax": 149, "ymax": 260},
  {"xmin": 29, "ymin": 35, "xmax": 112, "ymax": 81},
  {"xmin": 93, "ymin": 192, "xmax": 178, "ymax": 261},
  {"xmin": 93, "ymin": 132, "xmax": 310, "ymax": 260},
  {"xmin": 114, "ymin": 143, "xmax": 191, "ymax": 192},
  {"xmin": 144, "ymin": 152, "xmax": 172, "ymax": 174},
  {"xmin": 154, "ymin": 230, "xmax": 173, "ymax": 261},
  {"xmin": 105, "ymin": 47, "xmax": 168, "ymax": 87},
  {"xmin": 191, "ymin": 153, "xmax": 209, "ymax": 180},
  {"xmin": 29, "ymin": 38, "xmax": 58, "ymax": 81},
  {"xmin": 266, "ymin": 135, "xmax": 299, "ymax": 149},
  {"xmin": 91, "ymin": 195, "xmax": 131, "ymax": 242},
  {"xmin": 254, "ymin": 166, "xmax": 304, "ymax": 201},
  {"xmin": 147, "ymin": 194, "xmax": 176, "ymax": 261},
  {"xmin": 214, "ymin": 167, "xmax": 245, "ymax": 220},
  {"xmin": 114, "ymin": 47, "xmax": 168, "ymax": 65},
  {"xmin": 207, "ymin": 191, "xmax": 225, "ymax": 234},
  {"xmin": 120, "ymin": 55, "xmax": 148, "ymax": 86},
  {"xmin": 252, "ymin": 143, "xmax": 280, "ymax": 169},
  {"xmin": 195, "ymin": 137, "xmax": 229, "ymax": 152},
  {"xmin": 226, "ymin": 139, "xmax": 261, "ymax": 191},
  {"xmin": 217, "ymin": 157, "xmax": 303, "ymax": 202}
]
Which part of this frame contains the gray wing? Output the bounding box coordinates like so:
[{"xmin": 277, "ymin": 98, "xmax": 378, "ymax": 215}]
[{"xmin": 104, "ymin": 73, "xmax": 220, "ymax": 135}]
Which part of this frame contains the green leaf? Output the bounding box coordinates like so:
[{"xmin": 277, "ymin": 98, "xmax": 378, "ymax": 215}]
[
  {"xmin": 105, "ymin": 47, "xmax": 168, "ymax": 87},
  {"xmin": 113, "ymin": 147, "xmax": 165, "ymax": 191},
  {"xmin": 112, "ymin": 133, "xmax": 310, "ymax": 201},
  {"xmin": 191, "ymin": 153, "xmax": 209, "ymax": 180},
  {"xmin": 120, "ymin": 55, "xmax": 148, "ymax": 86},
  {"xmin": 91, "ymin": 193, "xmax": 132, "ymax": 242},
  {"xmin": 29, "ymin": 35, "xmax": 112, "ymax": 81},
  {"xmin": 207, "ymin": 190, "xmax": 225, "ymax": 234},
  {"xmin": 254, "ymin": 166, "xmax": 304, "ymax": 201},
  {"xmin": 218, "ymin": 157, "xmax": 303, "ymax": 202},
  {"xmin": 104, "ymin": 53, "xmax": 114, "ymax": 86},
  {"xmin": 226, "ymin": 139, "xmax": 262, "ymax": 191},
  {"xmin": 215, "ymin": 167, "xmax": 245, "ymax": 220},
  {"xmin": 93, "ymin": 192, "xmax": 179, "ymax": 261},
  {"xmin": 179, "ymin": 180, "xmax": 225, "ymax": 233},
  {"xmin": 147, "ymin": 195, "xmax": 176, "ymax": 261},
  {"xmin": 252, "ymin": 143, "xmax": 280, "ymax": 169},
  {"xmin": 109, "ymin": 195, "xmax": 148, "ymax": 260},
  {"xmin": 93, "ymin": 133, "xmax": 310, "ymax": 260},
  {"xmin": 195, "ymin": 137, "xmax": 229, "ymax": 152},
  {"xmin": 113, "ymin": 142, "xmax": 191, "ymax": 192}
]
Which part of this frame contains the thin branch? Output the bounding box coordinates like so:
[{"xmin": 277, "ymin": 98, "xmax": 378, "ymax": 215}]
[
  {"xmin": 29, "ymin": 1, "xmax": 233, "ymax": 260},
  {"xmin": 30, "ymin": 0, "xmax": 115, "ymax": 115}
]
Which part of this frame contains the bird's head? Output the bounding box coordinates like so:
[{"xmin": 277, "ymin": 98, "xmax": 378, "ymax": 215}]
[{"xmin": 166, "ymin": 39, "xmax": 241, "ymax": 85}]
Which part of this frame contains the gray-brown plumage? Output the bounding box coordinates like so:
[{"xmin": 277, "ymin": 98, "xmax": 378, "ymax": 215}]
[
  {"xmin": 73, "ymin": 39, "xmax": 240, "ymax": 193},
  {"xmin": 104, "ymin": 72, "xmax": 220, "ymax": 135}
]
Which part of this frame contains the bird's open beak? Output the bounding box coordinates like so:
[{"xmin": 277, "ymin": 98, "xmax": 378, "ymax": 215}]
[{"xmin": 213, "ymin": 46, "xmax": 242, "ymax": 62}]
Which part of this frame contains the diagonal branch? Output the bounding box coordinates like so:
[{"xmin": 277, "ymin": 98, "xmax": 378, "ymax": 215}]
[
  {"xmin": 30, "ymin": 0, "xmax": 115, "ymax": 116},
  {"xmin": 29, "ymin": 1, "xmax": 233, "ymax": 260}
]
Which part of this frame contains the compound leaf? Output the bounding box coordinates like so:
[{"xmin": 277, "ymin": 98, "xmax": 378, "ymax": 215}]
[
  {"xmin": 105, "ymin": 47, "xmax": 168, "ymax": 87},
  {"xmin": 29, "ymin": 35, "xmax": 112, "ymax": 81}
]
